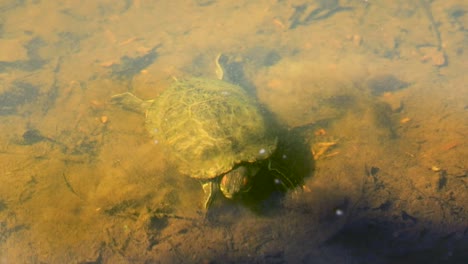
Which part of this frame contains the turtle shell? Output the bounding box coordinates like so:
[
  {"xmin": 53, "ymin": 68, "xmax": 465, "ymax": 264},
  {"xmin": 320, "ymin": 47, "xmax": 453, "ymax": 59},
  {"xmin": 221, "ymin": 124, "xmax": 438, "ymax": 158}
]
[{"xmin": 145, "ymin": 77, "xmax": 277, "ymax": 179}]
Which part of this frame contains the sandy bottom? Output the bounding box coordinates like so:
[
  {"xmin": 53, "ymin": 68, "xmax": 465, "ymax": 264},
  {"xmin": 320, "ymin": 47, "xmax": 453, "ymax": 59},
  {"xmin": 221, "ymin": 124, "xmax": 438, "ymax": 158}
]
[{"xmin": 0, "ymin": 0, "xmax": 466, "ymax": 263}]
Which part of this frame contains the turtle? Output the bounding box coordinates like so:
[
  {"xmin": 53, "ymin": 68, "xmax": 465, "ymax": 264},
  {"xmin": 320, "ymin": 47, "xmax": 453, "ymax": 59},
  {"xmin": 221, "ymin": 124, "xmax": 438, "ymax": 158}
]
[{"xmin": 111, "ymin": 76, "xmax": 277, "ymax": 209}]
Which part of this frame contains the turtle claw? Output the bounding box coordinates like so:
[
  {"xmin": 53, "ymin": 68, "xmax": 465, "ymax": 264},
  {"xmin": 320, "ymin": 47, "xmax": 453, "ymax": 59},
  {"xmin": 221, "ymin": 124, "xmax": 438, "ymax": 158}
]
[{"xmin": 201, "ymin": 181, "xmax": 220, "ymax": 209}]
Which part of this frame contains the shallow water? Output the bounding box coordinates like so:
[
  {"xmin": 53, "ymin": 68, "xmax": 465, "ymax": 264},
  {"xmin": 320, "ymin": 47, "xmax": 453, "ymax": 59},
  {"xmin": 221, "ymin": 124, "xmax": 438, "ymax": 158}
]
[{"xmin": 0, "ymin": 0, "xmax": 467, "ymax": 263}]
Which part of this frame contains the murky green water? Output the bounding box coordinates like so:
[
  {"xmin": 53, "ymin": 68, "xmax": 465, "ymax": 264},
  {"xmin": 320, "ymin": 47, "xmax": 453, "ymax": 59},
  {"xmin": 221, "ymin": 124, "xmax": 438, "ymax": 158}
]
[{"xmin": 0, "ymin": 0, "xmax": 466, "ymax": 263}]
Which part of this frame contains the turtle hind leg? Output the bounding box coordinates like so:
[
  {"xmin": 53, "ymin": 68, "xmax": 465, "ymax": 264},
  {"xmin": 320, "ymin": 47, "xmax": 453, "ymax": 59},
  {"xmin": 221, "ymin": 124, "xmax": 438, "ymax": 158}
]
[
  {"xmin": 111, "ymin": 92, "xmax": 152, "ymax": 114},
  {"xmin": 201, "ymin": 180, "xmax": 220, "ymax": 209}
]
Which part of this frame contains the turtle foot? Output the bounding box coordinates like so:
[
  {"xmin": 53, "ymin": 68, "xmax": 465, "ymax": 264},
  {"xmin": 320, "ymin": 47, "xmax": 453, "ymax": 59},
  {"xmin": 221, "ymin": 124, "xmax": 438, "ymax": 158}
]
[{"xmin": 201, "ymin": 180, "xmax": 220, "ymax": 209}]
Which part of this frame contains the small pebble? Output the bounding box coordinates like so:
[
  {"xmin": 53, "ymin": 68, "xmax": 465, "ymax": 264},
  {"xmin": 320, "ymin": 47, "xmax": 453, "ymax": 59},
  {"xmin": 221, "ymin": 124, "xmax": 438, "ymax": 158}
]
[
  {"xmin": 353, "ymin": 34, "xmax": 362, "ymax": 46},
  {"xmin": 100, "ymin": 115, "xmax": 108, "ymax": 124},
  {"xmin": 400, "ymin": 117, "xmax": 411, "ymax": 124},
  {"xmin": 420, "ymin": 47, "xmax": 446, "ymax": 67}
]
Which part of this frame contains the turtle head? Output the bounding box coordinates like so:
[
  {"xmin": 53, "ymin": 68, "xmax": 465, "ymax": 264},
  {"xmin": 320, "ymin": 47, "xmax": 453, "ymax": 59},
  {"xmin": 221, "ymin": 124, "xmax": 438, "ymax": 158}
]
[{"xmin": 220, "ymin": 165, "xmax": 259, "ymax": 199}]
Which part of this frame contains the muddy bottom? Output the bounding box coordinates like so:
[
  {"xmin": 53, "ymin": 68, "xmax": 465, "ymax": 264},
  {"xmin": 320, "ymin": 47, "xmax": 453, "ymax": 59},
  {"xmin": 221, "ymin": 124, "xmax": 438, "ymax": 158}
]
[{"xmin": 0, "ymin": 0, "xmax": 467, "ymax": 263}]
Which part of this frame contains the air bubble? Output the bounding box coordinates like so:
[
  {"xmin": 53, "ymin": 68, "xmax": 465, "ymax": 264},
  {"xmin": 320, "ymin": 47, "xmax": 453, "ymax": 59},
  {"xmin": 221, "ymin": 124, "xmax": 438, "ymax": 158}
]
[{"xmin": 335, "ymin": 208, "xmax": 344, "ymax": 216}]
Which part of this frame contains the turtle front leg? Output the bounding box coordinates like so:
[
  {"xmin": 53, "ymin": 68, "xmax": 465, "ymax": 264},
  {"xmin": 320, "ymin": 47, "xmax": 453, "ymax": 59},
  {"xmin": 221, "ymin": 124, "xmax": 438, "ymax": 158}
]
[{"xmin": 201, "ymin": 180, "xmax": 220, "ymax": 209}]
